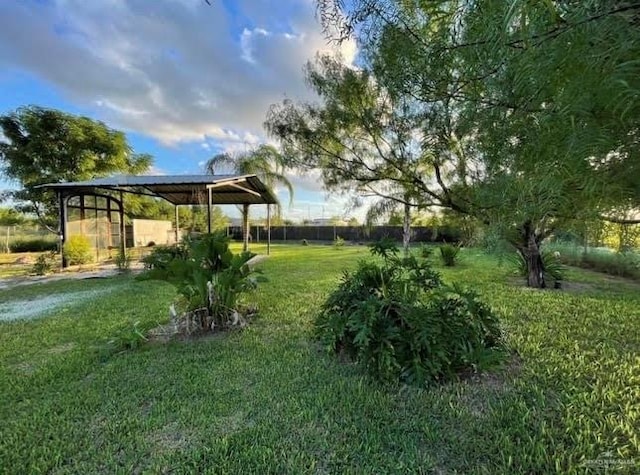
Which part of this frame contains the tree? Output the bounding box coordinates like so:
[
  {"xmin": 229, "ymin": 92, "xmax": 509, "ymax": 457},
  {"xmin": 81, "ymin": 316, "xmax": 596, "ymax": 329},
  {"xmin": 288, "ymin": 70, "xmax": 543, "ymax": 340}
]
[
  {"xmin": 268, "ymin": 0, "xmax": 640, "ymax": 288},
  {"xmin": 204, "ymin": 144, "xmax": 293, "ymax": 249},
  {"xmin": 0, "ymin": 106, "xmax": 151, "ymax": 231},
  {"xmin": 0, "ymin": 207, "xmax": 26, "ymax": 226},
  {"xmin": 266, "ymin": 55, "xmax": 431, "ymax": 254}
]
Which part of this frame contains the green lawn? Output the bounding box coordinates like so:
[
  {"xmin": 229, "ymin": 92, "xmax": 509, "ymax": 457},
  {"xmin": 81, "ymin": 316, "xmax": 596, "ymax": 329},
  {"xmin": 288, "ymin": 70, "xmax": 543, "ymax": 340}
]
[{"xmin": 1, "ymin": 245, "xmax": 638, "ymax": 473}]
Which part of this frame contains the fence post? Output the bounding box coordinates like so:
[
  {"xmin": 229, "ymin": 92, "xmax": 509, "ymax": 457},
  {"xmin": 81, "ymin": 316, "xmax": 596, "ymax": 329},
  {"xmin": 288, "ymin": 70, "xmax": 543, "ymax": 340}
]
[{"xmin": 4, "ymin": 226, "xmax": 9, "ymax": 254}]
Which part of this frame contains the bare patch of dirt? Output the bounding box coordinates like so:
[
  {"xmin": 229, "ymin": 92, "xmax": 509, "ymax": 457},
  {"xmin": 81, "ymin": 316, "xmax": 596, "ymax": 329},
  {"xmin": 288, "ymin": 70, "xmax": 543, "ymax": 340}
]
[
  {"xmin": 11, "ymin": 361, "xmax": 37, "ymax": 375},
  {"xmin": 456, "ymin": 354, "xmax": 523, "ymax": 418},
  {"xmin": 0, "ymin": 285, "xmax": 122, "ymax": 322},
  {"xmin": 148, "ymin": 422, "xmax": 192, "ymax": 452},
  {"xmin": 212, "ymin": 411, "xmax": 255, "ymax": 436},
  {"xmin": 46, "ymin": 342, "xmax": 76, "ymax": 354}
]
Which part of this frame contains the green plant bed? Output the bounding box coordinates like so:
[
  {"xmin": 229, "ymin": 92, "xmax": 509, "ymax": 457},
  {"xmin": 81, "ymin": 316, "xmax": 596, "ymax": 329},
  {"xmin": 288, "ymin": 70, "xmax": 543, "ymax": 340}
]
[
  {"xmin": 316, "ymin": 240, "xmax": 505, "ymax": 384},
  {"xmin": 139, "ymin": 232, "xmax": 265, "ymax": 335}
]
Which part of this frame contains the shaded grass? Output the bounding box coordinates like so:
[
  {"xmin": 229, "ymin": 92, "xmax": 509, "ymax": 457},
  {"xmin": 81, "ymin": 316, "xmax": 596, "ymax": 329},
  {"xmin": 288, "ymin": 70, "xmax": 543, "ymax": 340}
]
[{"xmin": 0, "ymin": 245, "xmax": 638, "ymax": 473}]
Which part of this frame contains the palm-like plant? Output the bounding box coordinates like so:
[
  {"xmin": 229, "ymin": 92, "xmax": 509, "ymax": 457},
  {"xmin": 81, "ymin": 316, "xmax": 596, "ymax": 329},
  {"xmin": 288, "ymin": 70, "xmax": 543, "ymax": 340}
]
[{"xmin": 204, "ymin": 144, "xmax": 294, "ymax": 247}]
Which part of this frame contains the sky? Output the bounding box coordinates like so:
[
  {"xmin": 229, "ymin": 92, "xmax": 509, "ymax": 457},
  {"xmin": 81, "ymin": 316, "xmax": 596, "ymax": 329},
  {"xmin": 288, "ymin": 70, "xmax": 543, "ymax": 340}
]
[{"xmin": 0, "ymin": 0, "xmax": 363, "ymax": 221}]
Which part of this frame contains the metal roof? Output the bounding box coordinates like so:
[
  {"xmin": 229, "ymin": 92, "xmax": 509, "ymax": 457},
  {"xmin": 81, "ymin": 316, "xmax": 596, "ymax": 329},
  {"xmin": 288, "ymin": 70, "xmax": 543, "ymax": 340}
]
[{"xmin": 37, "ymin": 174, "xmax": 279, "ymax": 205}]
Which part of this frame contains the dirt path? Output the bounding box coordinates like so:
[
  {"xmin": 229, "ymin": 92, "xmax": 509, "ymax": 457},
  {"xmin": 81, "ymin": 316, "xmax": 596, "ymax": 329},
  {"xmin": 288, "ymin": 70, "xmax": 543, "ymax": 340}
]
[
  {"xmin": 0, "ymin": 285, "xmax": 123, "ymax": 322},
  {"xmin": 0, "ymin": 263, "xmax": 144, "ymax": 291}
]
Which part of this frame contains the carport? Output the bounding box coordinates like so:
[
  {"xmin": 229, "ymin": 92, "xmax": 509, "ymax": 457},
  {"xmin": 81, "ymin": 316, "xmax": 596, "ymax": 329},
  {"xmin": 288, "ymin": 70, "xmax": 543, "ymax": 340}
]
[{"xmin": 38, "ymin": 174, "xmax": 278, "ymax": 267}]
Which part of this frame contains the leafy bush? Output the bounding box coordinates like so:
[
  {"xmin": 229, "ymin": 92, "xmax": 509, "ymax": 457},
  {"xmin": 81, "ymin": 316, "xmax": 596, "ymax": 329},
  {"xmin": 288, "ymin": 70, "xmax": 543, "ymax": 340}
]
[
  {"xmin": 31, "ymin": 251, "xmax": 58, "ymax": 275},
  {"xmin": 115, "ymin": 247, "xmax": 131, "ymax": 272},
  {"xmin": 315, "ymin": 240, "xmax": 503, "ymax": 385},
  {"xmin": 439, "ymin": 243, "xmax": 460, "ymax": 266},
  {"xmin": 63, "ymin": 235, "xmax": 93, "ymax": 265},
  {"xmin": 510, "ymin": 249, "xmax": 566, "ymax": 286},
  {"xmin": 9, "ymin": 238, "xmax": 58, "ymax": 253},
  {"xmin": 140, "ymin": 233, "xmax": 264, "ymax": 333},
  {"xmin": 334, "ymin": 235, "xmax": 345, "ymax": 248},
  {"xmin": 301, "ymin": 239, "xmax": 309, "ymax": 246},
  {"xmin": 418, "ymin": 243, "xmax": 433, "ymax": 259},
  {"xmin": 141, "ymin": 242, "xmax": 189, "ymax": 270}
]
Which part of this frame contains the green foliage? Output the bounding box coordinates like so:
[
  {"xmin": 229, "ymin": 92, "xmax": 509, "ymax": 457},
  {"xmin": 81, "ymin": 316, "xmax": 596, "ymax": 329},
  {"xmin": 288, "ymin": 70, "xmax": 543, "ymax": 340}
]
[
  {"xmin": 1, "ymin": 247, "xmax": 640, "ymax": 473},
  {"xmin": 9, "ymin": 238, "xmax": 58, "ymax": 253},
  {"xmin": 114, "ymin": 248, "xmax": 131, "ymax": 272},
  {"xmin": 274, "ymin": 1, "xmax": 640, "ymax": 287},
  {"xmin": 316, "ymin": 240, "xmax": 502, "ymax": 384},
  {"xmin": 439, "ymin": 244, "xmax": 460, "ymax": 267},
  {"xmin": 510, "ymin": 249, "xmax": 566, "ymax": 285},
  {"xmin": 0, "ymin": 207, "xmax": 26, "ymax": 226},
  {"xmin": 418, "ymin": 243, "xmax": 433, "ymax": 259},
  {"xmin": 205, "ymin": 144, "xmax": 294, "ymax": 208},
  {"xmin": 63, "ymin": 235, "xmax": 93, "ymax": 265},
  {"xmin": 141, "ymin": 242, "xmax": 189, "ymax": 270},
  {"xmin": 369, "ymin": 237, "xmax": 398, "ymax": 259},
  {"xmin": 140, "ymin": 232, "xmax": 264, "ymax": 330},
  {"xmin": 0, "ymin": 106, "xmax": 151, "ymax": 225},
  {"xmin": 31, "ymin": 251, "xmax": 58, "ymax": 275},
  {"xmin": 106, "ymin": 320, "xmax": 152, "ymax": 353},
  {"xmin": 301, "ymin": 239, "xmax": 309, "ymax": 246},
  {"xmin": 546, "ymin": 242, "xmax": 640, "ymax": 280},
  {"xmin": 333, "ymin": 235, "xmax": 345, "ymax": 248}
]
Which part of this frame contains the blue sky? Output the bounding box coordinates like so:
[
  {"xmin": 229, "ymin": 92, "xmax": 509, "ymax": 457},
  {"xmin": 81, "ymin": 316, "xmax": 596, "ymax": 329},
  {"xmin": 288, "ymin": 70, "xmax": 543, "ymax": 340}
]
[{"xmin": 0, "ymin": 0, "xmax": 360, "ymax": 221}]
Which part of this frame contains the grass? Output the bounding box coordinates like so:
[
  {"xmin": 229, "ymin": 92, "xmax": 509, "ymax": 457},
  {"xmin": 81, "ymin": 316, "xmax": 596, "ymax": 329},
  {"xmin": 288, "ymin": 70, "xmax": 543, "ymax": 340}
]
[
  {"xmin": 0, "ymin": 244, "xmax": 638, "ymax": 473},
  {"xmin": 546, "ymin": 242, "xmax": 640, "ymax": 281}
]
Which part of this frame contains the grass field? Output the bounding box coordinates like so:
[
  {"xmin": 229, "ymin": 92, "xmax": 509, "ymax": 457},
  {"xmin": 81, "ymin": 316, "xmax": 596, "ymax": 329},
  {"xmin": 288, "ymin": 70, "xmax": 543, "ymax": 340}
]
[{"xmin": 1, "ymin": 244, "xmax": 638, "ymax": 473}]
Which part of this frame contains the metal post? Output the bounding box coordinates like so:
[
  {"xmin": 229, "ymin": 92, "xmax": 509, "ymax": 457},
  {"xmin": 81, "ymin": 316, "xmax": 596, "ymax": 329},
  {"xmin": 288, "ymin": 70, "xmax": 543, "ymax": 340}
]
[
  {"xmin": 119, "ymin": 191, "xmax": 126, "ymax": 262},
  {"xmin": 267, "ymin": 204, "xmax": 271, "ymax": 255},
  {"xmin": 175, "ymin": 205, "xmax": 179, "ymax": 243},
  {"xmin": 242, "ymin": 204, "xmax": 249, "ymax": 252},
  {"xmin": 58, "ymin": 191, "xmax": 68, "ymax": 268},
  {"xmin": 94, "ymin": 195, "xmax": 99, "ymax": 261},
  {"xmin": 207, "ymin": 187, "xmax": 212, "ymax": 234}
]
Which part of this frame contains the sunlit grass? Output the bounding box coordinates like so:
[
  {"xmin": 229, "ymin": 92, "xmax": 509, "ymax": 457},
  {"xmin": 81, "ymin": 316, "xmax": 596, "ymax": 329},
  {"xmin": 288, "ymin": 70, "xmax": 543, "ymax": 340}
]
[{"xmin": 0, "ymin": 244, "xmax": 638, "ymax": 473}]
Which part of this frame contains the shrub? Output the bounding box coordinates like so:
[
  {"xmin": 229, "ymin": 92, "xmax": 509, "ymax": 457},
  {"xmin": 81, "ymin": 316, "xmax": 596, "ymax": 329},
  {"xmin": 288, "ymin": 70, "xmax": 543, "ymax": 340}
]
[
  {"xmin": 63, "ymin": 235, "xmax": 94, "ymax": 265},
  {"xmin": 439, "ymin": 243, "xmax": 460, "ymax": 266},
  {"xmin": 315, "ymin": 240, "xmax": 503, "ymax": 385},
  {"xmin": 140, "ymin": 232, "xmax": 265, "ymax": 333},
  {"xmin": 31, "ymin": 251, "xmax": 58, "ymax": 275},
  {"xmin": 510, "ymin": 249, "xmax": 566, "ymax": 287},
  {"xmin": 9, "ymin": 238, "xmax": 58, "ymax": 253},
  {"xmin": 301, "ymin": 239, "xmax": 309, "ymax": 246},
  {"xmin": 141, "ymin": 242, "xmax": 189, "ymax": 270},
  {"xmin": 334, "ymin": 236, "xmax": 345, "ymax": 248},
  {"xmin": 418, "ymin": 243, "xmax": 433, "ymax": 259},
  {"xmin": 115, "ymin": 247, "xmax": 131, "ymax": 272}
]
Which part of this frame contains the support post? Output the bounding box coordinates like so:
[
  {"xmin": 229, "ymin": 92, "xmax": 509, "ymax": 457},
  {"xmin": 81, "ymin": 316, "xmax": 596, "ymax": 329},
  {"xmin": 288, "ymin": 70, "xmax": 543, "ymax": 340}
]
[
  {"xmin": 267, "ymin": 204, "xmax": 271, "ymax": 255},
  {"xmin": 207, "ymin": 188, "xmax": 212, "ymax": 234},
  {"xmin": 58, "ymin": 192, "xmax": 68, "ymax": 268},
  {"xmin": 119, "ymin": 191, "xmax": 126, "ymax": 263},
  {"xmin": 242, "ymin": 204, "xmax": 249, "ymax": 252},
  {"xmin": 175, "ymin": 205, "xmax": 179, "ymax": 243}
]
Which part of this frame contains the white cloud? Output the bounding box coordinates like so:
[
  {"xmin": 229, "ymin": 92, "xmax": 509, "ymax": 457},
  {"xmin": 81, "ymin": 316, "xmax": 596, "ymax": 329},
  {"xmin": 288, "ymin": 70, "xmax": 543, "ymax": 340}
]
[{"xmin": 0, "ymin": 0, "xmax": 357, "ymax": 150}]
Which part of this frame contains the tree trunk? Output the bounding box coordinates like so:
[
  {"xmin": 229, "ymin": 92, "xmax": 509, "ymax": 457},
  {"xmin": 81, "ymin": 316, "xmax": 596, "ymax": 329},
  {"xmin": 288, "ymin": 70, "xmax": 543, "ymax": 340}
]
[
  {"xmin": 518, "ymin": 221, "xmax": 546, "ymax": 288},
  {"xmin": 402, "ymin": 197, "xmax": 411, "ymax": 256}
]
